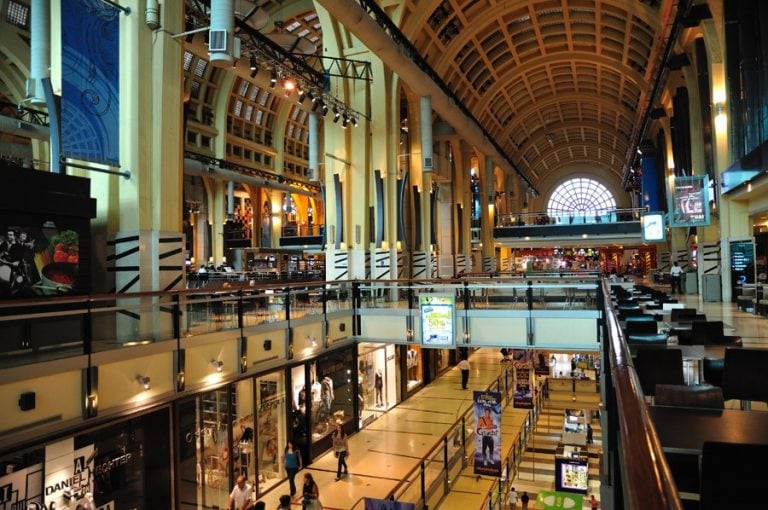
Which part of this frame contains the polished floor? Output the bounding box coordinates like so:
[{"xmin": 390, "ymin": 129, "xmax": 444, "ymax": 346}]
[{"xmin": 253, "ymin": 282, "xmax": 767, "ymax": 509}]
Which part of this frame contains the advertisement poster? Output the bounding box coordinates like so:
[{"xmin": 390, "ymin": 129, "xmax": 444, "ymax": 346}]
[
  {"xmin": 536, "ymin": 490, "xmax": 584, "ymax": 509},
  {"xmin": 473, "ymin": 391, "xmax": 502, "ymax": 477},
  {"xmin": 364, "ymin": 498, "xmax": 416, "ymax": 510},
  {"xmin": 0, "ymin": 222, "xmax": 81, "ymax": 299},
  {"xmin": 641, "ymin": 212, "xmax": 665, "ymax": 242},
  {"xmin": 513, "ymin": 362, "xmax": 534, "ymax": 409},
  {"xmin": 45, "ymin": 438, "xmax": 96, "ymax": 509},
  {"xmin": 669, "ymin": 175, "xmax": 710, "ymax": 227},
  {"xmin": 0, "ymin": 463, "xmax": 43, "ymax": 509},
  {"xmin": 420, "ymin": 294, "xmax": 455, "ymax": 346}
]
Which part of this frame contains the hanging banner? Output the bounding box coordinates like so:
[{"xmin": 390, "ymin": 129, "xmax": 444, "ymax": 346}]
[
  {"xmin": 61, "ymin": 0, "xmax": 120, "ymax": 165},
  {"xmin": 513, "ymin": 361, "xmax": 534, "ymax": 409},
  {"xmin": 669, "ymin": 175, "xmax": 710, "ymax": 227},
  {"xmin": 473, "ymin": 390, "xmax": 502, "ymax": 477},
  {"xmin": 364, "ymin": 498, "xmax": 416, "ymax": 510}
]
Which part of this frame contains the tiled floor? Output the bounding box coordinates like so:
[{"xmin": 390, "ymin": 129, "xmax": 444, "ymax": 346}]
[{"xmin": 253, "ymin": 282, "xmax": 768, "ymax": 509}]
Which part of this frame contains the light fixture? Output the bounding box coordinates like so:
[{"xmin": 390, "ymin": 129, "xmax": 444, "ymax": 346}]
[
  {"xmin": 714, "ymin": 101, "xmax": 727, "ymax": 131},
  {"xmin": 136, "ymin": 375, "xmax": 151, "ymax": 391},
  {"xmin": 341, "ymin": 115, "xmax": 349, "ymax": 129},
  {"xmin": 282, "ymin": 76, "xmax": 296, "ymax": 92},
  {"xmin": 298, "ymin": 90, "xmax": 306, "ymax": 104},
  {"xmin": 249, "ymin": 68, "xmax": 257, "ymax": 79},
  {"xmin": 748, "ymin": 182, "xmax": 752, "ymax": 192},
  {"xmin": 311, "ymin": 99, "xmax": 321, "ymax": 112},
  {"xmin": 249, "ymin": 56, "xmax": 257, "ymax": 71},
  {"xmin": 210, "ymin": 359, "xmax": 224, "ymax": 373},
  {"xmin": 321, "ymin": 103, "xmax": 328, "ymax": 117},
  {"xmin": 332, "ymin": 108, "xmax": 341, "ymax": 123},
  {"xmin": 269, "ymin": 70, "xmax": 277, "ymax": 88},
  {"xmin": 350, "ymin": 115, "xmax": 358, "ymax": 127}
]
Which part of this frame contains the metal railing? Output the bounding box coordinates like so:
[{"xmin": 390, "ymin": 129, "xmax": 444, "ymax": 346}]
[
  {"xmin": 498, "ymin": 207, "xmax": 646, "ymax": 227},
  {"xmin": 600, "ymin": 280, "xmax": 682, "ymax": 509}
]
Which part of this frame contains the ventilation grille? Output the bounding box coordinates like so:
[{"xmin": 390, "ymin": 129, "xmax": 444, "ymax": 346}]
[{"xmin": 209, "ymin": 29, "xmax": 227, "ymax": 52}]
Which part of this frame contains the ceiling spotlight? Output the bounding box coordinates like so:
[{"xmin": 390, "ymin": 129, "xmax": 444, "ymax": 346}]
[
  {"xmin": 307, "ymin": 91, "xmax": 316, "ymax": 103},
  {"xmin": 136, "ymin": 375, "xmax": 151, "ymax": 391},
  {"xmin": 269, "ymin": 70, "xmax": 277, "ymax": 88},
  {"xmin": 210, "ymin": 359, "xmax": 224, "ymax": 373},
  {"xmin": 350, "ymin": 115, "xmax": 358, "ymax": 127},
  {"xmin": 332, "ymin": 108, "xmax": 341, "ymax": 123},
  {"xmin": 298, "ymin": 90, "xmax": 306, "ymax": 104},
  {"xmin": 342, "ymin": 115, "xmax": 349, "ymax": 129},
  {"xmin": 311, "ymin": 100, "xmax": 321, "ymax": 112},
  {"xmin": 249, "ymin": 68, "xmax": 257, "ymax": 79},
  {"xmin": 249, "ymin": 56, "xmax": 257, "ymax": 71},
  {"xmin": 321, "ymin": 103, "xmax": 329, "ymax": 117},
  {"xmin": 282, "ymin": 77, "xmax": 296, "ymax": 92}
]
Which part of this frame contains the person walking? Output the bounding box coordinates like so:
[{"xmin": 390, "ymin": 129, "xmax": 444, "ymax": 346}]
[
  {"xmin": 670, "ymin": 262, "xmax": 683, "ymax": 295},
  {"xmin": 282, "ymin": 440, "xmax": 302, "ymax": 496},
  {"xmin": 520, "ymin": 491, "xmax": 530, "ymax": 510},
  {"xmin": 590, "ymin": 494, "xmax": 599, "ymax": 509},
  {"xmin": 226, "ymin": 475, "xmax": 254, "ymax": 510},
  {"xmin": 331, "ymin": 424, "xmax": 350, "ymax": 480},
  {"xmin": 301, "ymin": 473, "xmax": 321, "ymax": 510},
  {"xmin": 457, "ymin": 357, "xmax": 471, "ymax": 389},
  {"xmin": 508, "ymin": 486, "xmax": 518, "ymax": 509},
  {"xmin": 586, "ymin": 423, "xmax": 594, "ymax": 444}
]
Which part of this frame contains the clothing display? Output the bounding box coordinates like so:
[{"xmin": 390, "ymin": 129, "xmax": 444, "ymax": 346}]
[{"xmin": 374, "ymin": 370, "xmax": 383, "ymax": 406}]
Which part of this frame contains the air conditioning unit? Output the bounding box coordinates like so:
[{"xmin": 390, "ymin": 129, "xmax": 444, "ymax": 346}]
[{"xmin": 209, "ymin": 29, "xmax": 228, "ymax": 52}]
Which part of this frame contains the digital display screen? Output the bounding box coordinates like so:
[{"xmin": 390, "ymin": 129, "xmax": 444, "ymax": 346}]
[
  {"xmin": 420, "ymin": 294, "xmax": 455, "ymax": 346},
  {"xmin": 642, "ymin": 212, "xmax": 666, "ymax": 241},
  {"xmin": 669, "ymin": 175, "xmax": 710, "ymax": 227},
  {"xmin": 555, "ymin": 459, "xmax": 589, "ymax": 494}
]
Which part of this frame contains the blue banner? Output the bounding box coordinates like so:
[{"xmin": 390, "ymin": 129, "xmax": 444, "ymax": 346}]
[
  {"xmin": 473, "ymin": 390, "xmax": 502, "ymax": 477},
  {"xmin": 61, "ymin": 0, "xmax": 120, "ymax": 165},
  {"xmin": 364, "ymin": 498, "xmax": 416, "ymax": 510}
]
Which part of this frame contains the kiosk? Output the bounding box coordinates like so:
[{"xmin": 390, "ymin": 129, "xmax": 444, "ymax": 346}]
[
  {"xmin": 562, "ymin": 409, "xmax": 587, "ymax": 445},
  {"xmin": 554, "ymin": 444, "xmax": 589, "ymax": 494}
]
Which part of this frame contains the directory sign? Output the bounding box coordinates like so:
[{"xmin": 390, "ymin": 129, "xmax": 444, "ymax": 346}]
[
  {"xmin": 669, "ymin": 175, "xmax": 710, "ymax": 227},
  {"xmin": 642, "ymin": 212, "xmax": 666, "ymax": 241},
  {"xmin": 419, "ymin": 294, "xmax": 455, "ymax": 346}
]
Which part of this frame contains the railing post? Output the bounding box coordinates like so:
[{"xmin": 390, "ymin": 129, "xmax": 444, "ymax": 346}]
[
  {"xmin": 420, "ymin": 460, "xmax": 426, "ymax": 505},
  {"xmin": 526, "ymin": 281, "xmax": 533, "ymax": 311},
  {"xmin": 443, "ymin": 436, "xmax": 449, "ymax": 493},
  {"xmin": 463, "ymin": 280, "xmax": 470, "ymax": 310},
  {"xmin": 352, "ymin": 281, "xmax": 361, "ymax": 336},
  {"xmin": 172, "ymin": 293, "xmax": 181, "ymax": 341},
  {"xmin": 284, "ymin": 287, "xmax": 291, "ymax": 321},
  {"xmin": 83, "ymin": 298, "xmax": 93, "ymax": 356},
  {"xmin": 237, "ymin": 289, "xmax": 244, "ymax": 330}
]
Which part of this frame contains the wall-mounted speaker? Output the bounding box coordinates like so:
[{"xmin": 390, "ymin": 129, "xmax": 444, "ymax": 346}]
[{"xmin": 18, "ymin": 392, "xmax": 35, "ymax": 411}]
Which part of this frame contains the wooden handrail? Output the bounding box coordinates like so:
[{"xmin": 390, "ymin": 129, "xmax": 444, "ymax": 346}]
[{"xmin": 601, "ymin": 280, "xmax": 682, "ymax": 509}]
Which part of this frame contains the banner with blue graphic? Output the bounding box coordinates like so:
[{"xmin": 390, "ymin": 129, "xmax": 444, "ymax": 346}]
[
  {"xmin": 61, "ymin": 0, "xmax": 120, "ymax": 165},
  {"xmin": 473, "ymin": 390, "xmax": 502, "ymax": 477},
  {"xmin": 364, "ymin": 498, "xmax": 416, "ymax": 510}
]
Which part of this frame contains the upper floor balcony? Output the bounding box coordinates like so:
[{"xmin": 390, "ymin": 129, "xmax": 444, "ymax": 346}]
[{"xmin": 494, "ymin": 208, "xmax": 644, "ymax": 246}]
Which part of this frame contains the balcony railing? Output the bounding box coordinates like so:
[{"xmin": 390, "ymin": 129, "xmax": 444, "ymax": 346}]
[{"xmin": 498, "ymin": 207, "xmax": 646, "ymax": 227}]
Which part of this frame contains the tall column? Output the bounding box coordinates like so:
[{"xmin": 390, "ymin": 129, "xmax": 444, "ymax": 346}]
[
  {"xmin": 211, "ymin": 180, "xmax": 226, "ymax": 266},
  {"xmin": 308, "ymin": 111, "xmax": 319, "ymax": 182},
  {"xmin": 482, "ymin": 155, "xmax": 495, "ymax": 270},
  {"xmin": 105, "ymin": 1, "xmax": 184, "ymax": 341},
  {"xmin": 418, "ymin": 96, "xmax": 434, "ymax": 276}
]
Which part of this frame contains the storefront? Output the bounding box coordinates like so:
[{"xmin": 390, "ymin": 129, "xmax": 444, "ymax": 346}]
[
  {"xmin": 175, "ymin": 369, "xmax": 287, "ymax": 508},
  {"xmin": 289, "ymin": 346, "xmax": 356, "ymax": 461},
  {"xmin": 404, "ymin": 345, "xmax": 424, "ymax": 393},
  {"xmin": 0, "ymin": 407, "xmax": 171, "ymax": 509},
  {"xmin": 358, "ymin": 343, "xmax": 399, "ymax": 428}
]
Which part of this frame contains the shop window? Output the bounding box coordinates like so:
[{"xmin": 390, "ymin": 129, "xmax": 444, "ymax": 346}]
[{"xmin": 406, "ymin": 345, "xmax": 423, "ymax": 391}]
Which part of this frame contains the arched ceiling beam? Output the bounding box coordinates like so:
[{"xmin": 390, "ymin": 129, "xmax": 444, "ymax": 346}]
[{"xmin": 314, "ymin": 0, "xmax": 537, "ymax": 192}]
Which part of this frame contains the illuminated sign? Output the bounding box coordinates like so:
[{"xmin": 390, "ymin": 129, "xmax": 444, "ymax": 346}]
[
  {"xmin": 419, "ymin": 294, "xmax": 455, "ymax": 346},
  {"xmin": 669, "ymin": 175, "xmax": 710, "ymax": 227},
  {"xmin": 642, "ymin": 212, "xmax": 666, "ymax": 241}
]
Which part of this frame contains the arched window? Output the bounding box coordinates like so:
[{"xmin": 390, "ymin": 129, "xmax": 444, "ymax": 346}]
[{"xmin": 547, "ymin": 178, "xmax": 616, "ymax": 217}]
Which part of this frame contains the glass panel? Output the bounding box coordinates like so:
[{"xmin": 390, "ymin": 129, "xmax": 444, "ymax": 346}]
[
  {"xmin": 199, "ymin": 388, "xmax": 231, "ymax": 508},
  {"xmin": 255, "ymin": 371, "xmax": 286, "ymax": 495}
]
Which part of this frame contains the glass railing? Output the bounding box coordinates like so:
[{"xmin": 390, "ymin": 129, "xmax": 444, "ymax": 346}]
[
  {"xmin": 0, "ymin": 278, "xmax": 601, "ymax": 367},
  {"xmin": 497, "ymin": 207, "xmax": 646, "ymax": 227}
]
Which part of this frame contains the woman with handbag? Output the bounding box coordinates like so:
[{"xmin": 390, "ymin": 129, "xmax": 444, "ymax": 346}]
[
  {"xmin": 301, "ymin": 472, "xmax": 321, "ymax": 510},
  {"xmin": 331, "ymin": 424, "xmax": 349, "ymax": 481},
  {"xmin": 282, "ymin": 440, "xmax": 302, "ymax": 496}
]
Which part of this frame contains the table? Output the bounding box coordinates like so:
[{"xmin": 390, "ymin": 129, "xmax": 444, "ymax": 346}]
[{"xmin": 649, "ymin": 406, "xmax": 768, "ymax": 454}]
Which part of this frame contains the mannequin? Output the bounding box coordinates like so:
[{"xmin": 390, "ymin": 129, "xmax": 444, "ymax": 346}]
[
  {"xmin": 407, "ymin": 349, "xmax": 418, "ymax": 380},
  {"xmin": 374, "ymin": 369, "xmax": 383, "ymax": 406}
]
